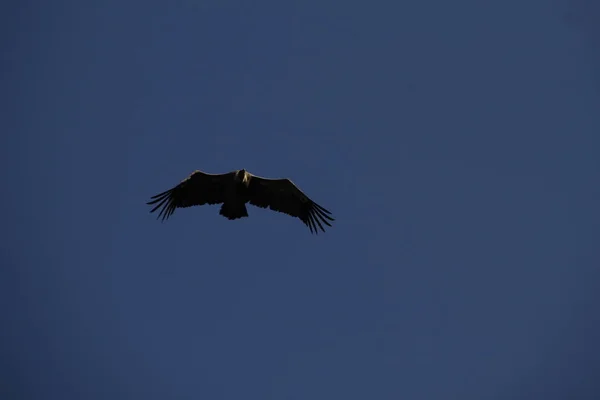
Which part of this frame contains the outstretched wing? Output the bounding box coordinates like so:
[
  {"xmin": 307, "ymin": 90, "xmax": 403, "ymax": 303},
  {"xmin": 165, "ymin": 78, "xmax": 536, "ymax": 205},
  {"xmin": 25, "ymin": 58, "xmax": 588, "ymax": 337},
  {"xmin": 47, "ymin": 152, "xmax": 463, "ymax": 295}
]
[
  {"xmin": 147, "ymin": 170, "xmax": 235, "ymax": 221},
  {"xmin": 247, "ymin": 175, "xmax": 334, "ymax": 234}
]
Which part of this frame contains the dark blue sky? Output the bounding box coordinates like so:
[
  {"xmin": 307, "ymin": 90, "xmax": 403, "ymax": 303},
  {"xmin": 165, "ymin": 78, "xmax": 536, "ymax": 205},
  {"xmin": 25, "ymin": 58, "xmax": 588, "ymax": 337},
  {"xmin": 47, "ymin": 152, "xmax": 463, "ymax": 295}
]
[{"xmin": 2, "ymin": 1, "xmax": 599, "ymax": 399}]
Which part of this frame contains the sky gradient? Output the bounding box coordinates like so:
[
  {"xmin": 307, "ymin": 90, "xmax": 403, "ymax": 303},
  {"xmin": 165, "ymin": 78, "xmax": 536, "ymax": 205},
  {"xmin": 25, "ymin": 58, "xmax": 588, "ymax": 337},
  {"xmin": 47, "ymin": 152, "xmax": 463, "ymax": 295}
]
[{"xmin": 2, "ymin": 1, "xmax": 599, "ymax": 399}]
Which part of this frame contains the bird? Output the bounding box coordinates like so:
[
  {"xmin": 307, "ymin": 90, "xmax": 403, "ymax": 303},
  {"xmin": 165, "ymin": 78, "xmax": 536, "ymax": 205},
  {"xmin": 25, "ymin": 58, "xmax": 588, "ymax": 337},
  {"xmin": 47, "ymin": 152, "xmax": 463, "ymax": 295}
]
[{"xmin": 146, "ymin": 169, "xmax": 334, "ymax": 234}]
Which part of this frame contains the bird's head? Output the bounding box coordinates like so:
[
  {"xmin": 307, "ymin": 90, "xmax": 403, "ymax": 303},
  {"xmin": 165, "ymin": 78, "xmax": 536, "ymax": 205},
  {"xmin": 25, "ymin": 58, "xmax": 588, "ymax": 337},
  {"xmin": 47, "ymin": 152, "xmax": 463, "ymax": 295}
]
[{"xmin": 237, "ymin": 169, "xmax": 248, "ymax": 183}]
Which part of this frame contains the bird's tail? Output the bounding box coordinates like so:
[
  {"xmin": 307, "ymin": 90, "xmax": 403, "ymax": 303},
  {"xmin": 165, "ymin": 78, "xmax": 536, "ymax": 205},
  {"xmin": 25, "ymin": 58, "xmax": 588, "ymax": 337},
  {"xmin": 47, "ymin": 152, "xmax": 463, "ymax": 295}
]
[{"xmin": 219, "ymin": 201, "xmax": 249, "ymax": 220}]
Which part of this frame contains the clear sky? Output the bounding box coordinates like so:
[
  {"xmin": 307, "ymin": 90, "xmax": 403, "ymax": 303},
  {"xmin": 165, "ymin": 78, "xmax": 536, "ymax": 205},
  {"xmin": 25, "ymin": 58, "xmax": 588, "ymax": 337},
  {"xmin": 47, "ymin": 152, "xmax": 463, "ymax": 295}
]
[{"xmin": 2, "ymin": 1, "xmax": 599, "ymax": 399}]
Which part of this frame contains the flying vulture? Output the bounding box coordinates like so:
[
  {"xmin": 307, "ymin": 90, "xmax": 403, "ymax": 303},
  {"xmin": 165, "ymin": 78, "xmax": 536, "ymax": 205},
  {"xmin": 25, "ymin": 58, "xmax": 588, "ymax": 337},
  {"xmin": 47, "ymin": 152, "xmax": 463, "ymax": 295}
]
[{"xmin": 147, "ymin": 169, "xmax": 334, "ymax": 234}]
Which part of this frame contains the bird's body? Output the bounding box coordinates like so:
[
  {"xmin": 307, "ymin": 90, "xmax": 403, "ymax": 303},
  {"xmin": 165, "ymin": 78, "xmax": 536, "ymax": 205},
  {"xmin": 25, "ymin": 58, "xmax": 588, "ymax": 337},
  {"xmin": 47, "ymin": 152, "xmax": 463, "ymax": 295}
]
[
  {"xmin": 147, "ymin": 169, "xmax": 334, "ymax": 234},
  {"xmin": 219, "ymin": 169, "xmax": 252, "ymax": 220}
]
